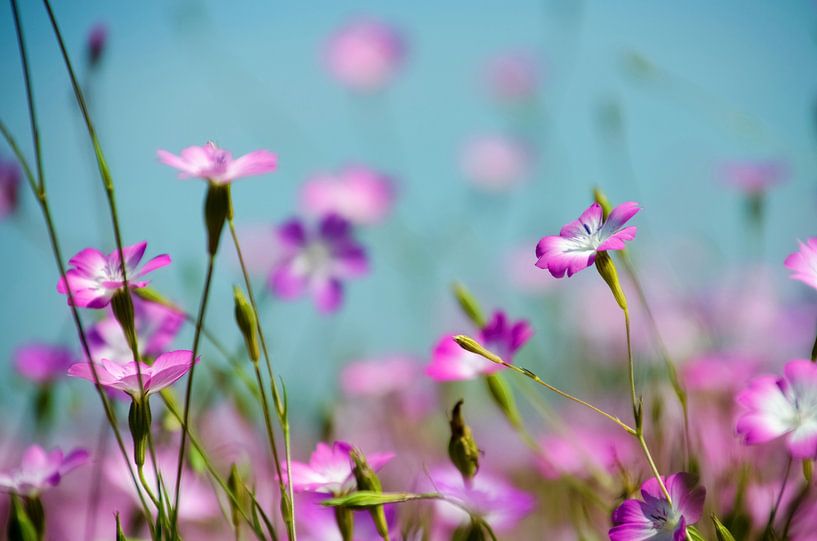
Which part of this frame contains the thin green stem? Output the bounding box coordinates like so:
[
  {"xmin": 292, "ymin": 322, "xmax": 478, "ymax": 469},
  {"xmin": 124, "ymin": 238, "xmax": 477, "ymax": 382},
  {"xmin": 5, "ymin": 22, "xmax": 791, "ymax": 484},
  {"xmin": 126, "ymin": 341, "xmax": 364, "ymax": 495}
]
[{"xmin": 253, "ymin": 364, "xmax": 286, "ymax": 484}]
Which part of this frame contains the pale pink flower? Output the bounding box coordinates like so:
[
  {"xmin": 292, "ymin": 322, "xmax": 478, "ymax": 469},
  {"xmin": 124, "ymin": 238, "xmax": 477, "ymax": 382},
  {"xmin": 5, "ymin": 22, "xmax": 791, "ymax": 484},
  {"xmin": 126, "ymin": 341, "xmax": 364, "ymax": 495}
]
[
  {"xmin": 340, "ymin": 356, "xmax": 419, "ymax": 397},
  {"xmin": 785, "ymin": 238, "xmax": 817, "ymax": 291},
  {"xmin": 537, "ymin": 426, "xmax": 637, "ymax": 480},
  {"xmin": 14, "ymin": 343, "xmax": 75, "ymax": 384},
  {"xmin": 324, "ymin": 18, "xmax": 406, "ymax": 92},
  {"xmin": 285, "ymin": 441, "xmax": 394, "ymax": 495},
  {"xmin": 301, "ymin": 165, "xmax": 395, "ymax": 225},
  {"xmin": 157, "ymin": 141, "xmax": 277, "ymax": 184},
  {"xmin": 484, "ymin": 52, "xmax": 539, "ymax": 103},
  {"xmin": 719, "ymin": 160, "xmax": 789, "ymax": 194},
  {"xmin": 460, "ymin": 135, "xmax": 532, "ymax": 192},
  {"xmin": 0, "ymin": 445, "xmax": 89, "ymax": 497}
]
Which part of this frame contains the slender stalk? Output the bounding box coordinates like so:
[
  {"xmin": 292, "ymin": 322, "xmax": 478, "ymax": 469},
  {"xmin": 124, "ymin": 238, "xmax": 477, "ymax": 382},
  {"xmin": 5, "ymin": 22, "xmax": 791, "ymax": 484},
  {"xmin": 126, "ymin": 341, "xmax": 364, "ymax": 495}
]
[
  {"xmin": 83, "ymin": 416, "xmax": 110, "ymax": 541},
  {"xmin": 253, "ymin": 364, "xmax": 286, "ymax": 484},
  {"xmin": 766, "ymin": 457, "xmax": 792, "ymax": 533}
]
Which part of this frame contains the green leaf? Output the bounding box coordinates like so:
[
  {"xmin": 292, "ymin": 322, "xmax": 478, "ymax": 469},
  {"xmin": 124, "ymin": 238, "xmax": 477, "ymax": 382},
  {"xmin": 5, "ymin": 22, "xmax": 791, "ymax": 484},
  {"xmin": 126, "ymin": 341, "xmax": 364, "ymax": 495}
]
[
  {"xmin": 686, "ymin": 525, "xmax": 707, "ymax": 541},
  {"xmin": 322, "ymin": 491, "xmax": 438, "ymax": 508}
]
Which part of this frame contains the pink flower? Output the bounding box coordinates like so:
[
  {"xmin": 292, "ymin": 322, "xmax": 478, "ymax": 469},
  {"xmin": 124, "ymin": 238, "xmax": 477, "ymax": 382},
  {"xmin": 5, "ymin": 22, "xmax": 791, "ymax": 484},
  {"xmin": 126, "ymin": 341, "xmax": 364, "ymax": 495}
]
[
  {"xmin": 157, "ymin": 141, "xmax": 278, "ymax": 184},
  {"xmin": 324, "ymin": 18, "xmax": 406, "ymax": 92},
  {"xmin": 87, "ymin": 299, "xmax": 183, "ymax": 363},
  {"xmin": 56, "ymin": 241, "xmax": 171, "ymax": 308},
  {"xmin": 286, "ymin": 441, "xmax": 394, "ymax": 495},
  {"xmin": 340, "ymin": 356, "xmax": 419, "ymax": 397},
  {"xmin": 460, "ymin": 135, "xmax": 532, "ymax": 192},
  {"xmin": 86, "ymin": 22, "xmax": 108, "ymax": 66},
  {"xmin": 67, "ymin": 350, "xmax": 197, "ymax": 398},
  {"xmin": 0, "ymin": 445, "xmax": 89, "ymax": 497},
  {"xmin": 427, "ymin": 310, "xmax": 533, "ymax": 381},
  {"xmin": 535, "ymin": 201, "xmax": 640, "ymax": 278},
  {"xmin": 681, "ymin": 353, "xmax": 758, "ymax": 393},
  {"xmin": 0, "ymin": 157, "xmax": 20, "ymax": 220},
  {"xmin": 267, "ymin": 214, "xmax": 369, "ymax": 314},
  {"xmin": 609, "ymin": 473, "xmax": 705, "ymax": 541},
  {"xmin": 736, "ymin": 359, "xmax": 817, "ymax": 459},
  {"xmin": 484, "ymin": 52, "xmax": 539, "ymax": 103},
  {"xmin": 719, "ymin": 160, "xmax": 789, "ymax": 194},
  {"xmin": 14, "ymin": 343, "xmax": 75, "ymax": 384},
  {"xmin": 300, "ymin": 165, "xmax": 396, "ymax": 225},
  {"xmin": 295, "ymin": 492, "xmax": 396, "ymax": 541},
  {"xmin": 785, "ymin": 238, "xmax": 817, "ymax": 291},
  {"xmin": 537, "ymin": 426, "xmax": 637, "ymax": 480}
]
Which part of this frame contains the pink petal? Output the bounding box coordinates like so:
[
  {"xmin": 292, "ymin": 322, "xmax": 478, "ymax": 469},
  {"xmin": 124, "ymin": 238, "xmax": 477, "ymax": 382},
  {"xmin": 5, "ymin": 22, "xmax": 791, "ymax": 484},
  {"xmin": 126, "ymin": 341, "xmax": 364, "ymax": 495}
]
[
  {"xmin": 312, "ymin": 278, "xmax": 343, "ymax": 314},
  {"xmin": 226, "ymin": 150, "xmax": 278, "ymax": 180}
]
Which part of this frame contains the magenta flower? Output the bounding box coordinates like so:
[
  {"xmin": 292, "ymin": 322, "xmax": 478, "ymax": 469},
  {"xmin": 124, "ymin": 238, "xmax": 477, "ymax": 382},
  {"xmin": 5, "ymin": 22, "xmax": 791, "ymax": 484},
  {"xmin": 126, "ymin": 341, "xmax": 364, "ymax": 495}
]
[
  {"xmin": 484, "ymin": 52, "xmax": 539, "ymax": 103},
  {"xmin": 268, "ymin": 214, "xmax": 369, "ymax": 314},
  {"xmin": 609, "ymin": 473, "xmax": 705, "ymax": 541},
  {"xmin": 67, "ymin": 350, "xmax": 197, "ymax": 398},
  {"xmin": 0, "ymin": 157, "xmax": 20, "ymax": 220},
  {"xmin": 324, "ymin": 18, "xmax": 406, "ymax": 92},
  {"xmin": 535, "ymin": 201, "xmax": 640, "ymax": 278},
  {"xmin": 427, "ymin": 310, "xmax": 533, "ymax": 381},
  {"xmin": 0, "ymin": 445, "xmax": 89, "ymax": 497},
  {"xmin": 785, "ymin": 238, "xmax": 817, "ymax": 291},
  {"xmin": 300, "ymin": 165, "xmax": 396, "ymax": 225},
  {"xmin": 460, "ymin": 134, "xmax": 532, "ymax": 192},
  {"xmin": 14, "ymin": 343, "xmax": 75, "ymax": 385},
  {"xmin": 56, "ymin": 241, "xmax": 170, "ymax": 308},
  {"xmin": 736, "ymin": 359, "xmax": 817, "ymax": 458},
  {"xmin": 719, "ymin": 160, "xmax": 788, "ymax": 195},
  {"xmin": 286, "ymin": 441, "xmax": 394, "ymax": 495},
  {"xmin": 86, "ymin": 22, "xmax": 108, "ymax": 66},
  {"xmin": 157, "ymin": 141, "xmax": 278, "ymax": 184}
]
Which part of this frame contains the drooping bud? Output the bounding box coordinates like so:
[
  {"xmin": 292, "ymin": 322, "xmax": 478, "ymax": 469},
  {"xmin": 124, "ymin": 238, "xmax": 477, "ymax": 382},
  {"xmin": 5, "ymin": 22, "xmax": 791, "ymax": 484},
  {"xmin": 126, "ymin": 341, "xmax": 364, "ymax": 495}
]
[
  {"xmin": 452, "ymin": 282, "xmax": 486, "ymax": 328},
  {"xmin": 485, "ymin": 373, "xmax": 523, "ymax": 432},
  {"xmin": 593, "ymin": 187, "xmax": 613, "ymax": 220},
  {"xmin": 594, "ymin": 251, "xmax": 628, "ymax": 311},
  {"xmin": 204, "ymin": 183, "xmax": 233, "ymax": 256},
  {"xmin": 351, "ymin": 450, "xmax": 390, "ymax": 541},
  {"xmin": 448, "ymin": 400, "xmax": 480, "ymax": 487},
  {"xmin": 233, "ymin": 286, "xmax": 259, "ymax": 363},
  {"xmin": 111, "ymin": 289, "xmax": 138, "ymax": 353},
  {"xmin": 128, "ymin": 397, "xmax": 152, "ymax": 467}
]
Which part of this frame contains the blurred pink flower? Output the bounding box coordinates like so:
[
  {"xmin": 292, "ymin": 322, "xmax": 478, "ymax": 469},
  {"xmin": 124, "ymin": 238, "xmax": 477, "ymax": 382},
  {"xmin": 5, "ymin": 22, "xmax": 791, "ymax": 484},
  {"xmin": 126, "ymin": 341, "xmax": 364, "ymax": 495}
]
[
  {"xmin": 295, "ymin": 492, "xmax": 397, "ymax": 541},
  {"xmin": 0, "ymin": 445, "xmax": 88, "ymax": 497},
  {"xmin": 536, "ymin": 201, "xmax": 639, "ymax": 278},
  {"xmin": 157, "ymin": 141, "xmax": 277, "ymax": 184},
  {"xmin": 301, "ymin": 165, "xmax": 396, "ymax": 225},
  {"xmin": 785, "ymin": 238, "xmax": 817, "ymax": 291},
  {"xmin": 736, "ymin": 359, "xmax": 817, "ymax": 459},
  {"xmin": 460, "ymin": 135, "xmax": 532, "ymax": 192},
  {"xmin": 14, "ymin": 343, "xmax": 74, "ymax": 385},
  {"xmin": 504, "ymin": 244, "xmax": 556, "ymax": 295},
  {"xmin": 537, "ymin": 426, "xmax": 637, "ymax": 480},
  {"xmin": 426, "ymin": 310, "xmax": 532, "ymax": 381},
  {"xmin": 67, "ymin": 350, "xmax": 197, "ymax": 398},
  {"xmin": 681, "ymin": 353, "xmax": 759, "ymax": 393},
  {"xmin": 285, "ymin": 441, "xmax": 394, "ymax": 495},
  {"xmin": 56, "ymin": 241, "xmax": 170, "ymax": 309},
  {"xmin": 324, "ymin": 18, "xmax": 406, "ymax": 92},
  {"xmin": 86, "ymin": 22, "xmax": 108, "ymax": 66},
  {"xmin": 0, "ymin": 157, "xmax": 21, "ymax": 220},
  {"xmin": 340, "ymin": 356, "xmax": 419, "ymax": 397},
  {"xmin": 719, "ymin": 160, "xmax": 789, "ymax": 194},
  {"xmin": 484, "ymin": 52, "xmax": 539, "ymax": 103}
]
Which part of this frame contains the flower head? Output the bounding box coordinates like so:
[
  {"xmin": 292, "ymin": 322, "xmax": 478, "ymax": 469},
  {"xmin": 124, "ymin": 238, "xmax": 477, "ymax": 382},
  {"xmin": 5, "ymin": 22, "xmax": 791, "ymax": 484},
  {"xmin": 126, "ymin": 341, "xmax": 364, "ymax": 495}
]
[
  {"xmin": 157, "ymin": 141, "xmax": 278, "ymax": 185},
  {"xmin": 736, "ymin": 359, "xmax": 817, "ymax": 458},
  {"xmin": 719, "ymin": 160, "xmax": 788, "ymax": 195},
  {"xmin": 0, "ymin": 445, "xmax": 89, "ymax": 497},
  {"xmin": 324, "ymin": 18, "xmax": 406, "ymax": 92},
  {"xmin": 460, "ymin": 134, "xmax": 532, "ymax": 192},
  {"xmin": 0, "ymin": 157, "xmax": 20, "ymax": 220},
  {"xmin": 86, "ymin": 22, "xmax": 108, "ymax": 66},
  {"xmin": 286, "ymin": 441, "xmax": 394, "ymax": 495},
  {"xmin": 268, "ymin": 214, "xmax": 369, "ymax": 313},
  {"xmin": 484, "ymin": 52, "xmax": 539, "ymax": 103},
  {"xmin": 535, "ymin": 201, "xmax": 640, "ymax": 278},
  {"xmin": 300, "ymin": 165, "xmax": 396, "ymax": 225},
  {"xmin": 427, "ymin": 310, "xmax": 532, "ymax": 381},
  {"xmin": 609, "ymin": 473, "xmax": 705, "ymax": 541},
  {"xmin": 14, "ymin": 343, "xmax": 75, "ymax": 385},
  {"xmin": 785, "ymin": 238, "xmax": 817, "ymax": 291},
  {"xmin": 67, "ymin": 350, "xmax": 197, "ymax": 399},
  {"xmin": 56, "ymin": 241, "xmax": 170, "ymax": 308}
]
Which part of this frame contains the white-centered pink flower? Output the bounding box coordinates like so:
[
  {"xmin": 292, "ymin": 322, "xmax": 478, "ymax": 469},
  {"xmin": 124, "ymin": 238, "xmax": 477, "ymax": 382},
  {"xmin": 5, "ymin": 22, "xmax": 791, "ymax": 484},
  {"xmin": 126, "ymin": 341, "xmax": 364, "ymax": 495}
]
[
  {"xmin": 285, "ymin": 441, "xmax": 394, "ymax": 495},
  {"xmin": 0, "ymin": 445, "xmax": 89, "ymax": 497},
  {"xmin": 785, "ymin": 238, "xmax": 817, "ymax": 291},
  {"xmin": 324, "ymin": 18, "xmax": 406, "ymax": 92},
  {"xmin": 535, "ymin": 201, "xmax": 640, "ymax": 278},
  {"xmin": 56, "ymin": 241, "xmax": 170, "ymax": 309},
  {"xmin": 300, "ymin": 165, "xmax": 396, "ymax": 225},
  {"xmin": 736, "ymin": 359, "xmax": 817, "ymax": 459},
  {"xmin": 157, "ymin": 141, "xmax": 277, "ymax": 184}
]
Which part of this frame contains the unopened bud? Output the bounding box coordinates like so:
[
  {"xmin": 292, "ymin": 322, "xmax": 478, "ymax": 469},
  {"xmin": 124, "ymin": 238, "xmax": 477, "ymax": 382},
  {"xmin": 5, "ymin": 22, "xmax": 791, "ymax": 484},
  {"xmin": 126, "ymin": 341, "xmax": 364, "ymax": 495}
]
[
  {"xmin": 204, "ymin": 183, "xmax": 232, "ymax": 256},
  {"xmin": 594, "ymin": 252, "xmax": 627, "ymax": 311},
  {"xmin": 233, "ymin": 286, "xmax": 259, "ymax": 363},
  {"xmin": 593, "ymin": 188, "xmax": 613, "ymax": 220},
  {"xmin": 111, "ymin": 289, "xmax": 138, "ymax": 353},
  {"xmin": 452, "ymin": 282, "xmax": 485, "ymax": 328},
  {"xmin": 453, "ymin": 336, "xmax": 503, "ymax": 366},
  {"xmin": 448, "ymin": 400, "xmax": 480, "ymax": 487},
  {"xmin": 351, "ymin": 450, "xmax": 390, "ymax": 541},
  {"xmin": 128, "ymin": 398, "xmax": 152, "ymax": 467},
  {"xmin": 227, "ymin": 464, "xmax": 245, "ymax": 534},
  {"xmin": 115, "ymin": 512, "xmax": 127, "ymax": 541}
]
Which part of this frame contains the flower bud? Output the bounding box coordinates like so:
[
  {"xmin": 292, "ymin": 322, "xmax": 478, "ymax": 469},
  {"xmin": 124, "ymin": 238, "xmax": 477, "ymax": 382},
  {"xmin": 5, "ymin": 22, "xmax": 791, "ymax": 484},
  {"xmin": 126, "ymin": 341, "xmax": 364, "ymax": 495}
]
[
  {"xmin": 593, "ymin": 187, "xmax": 613, "ymax": 220},
  {"xmin": 204, "ymin": 183, "xmax": 233, "ymax": 256},
  {"xmin": 448, "ymin": 400, "xmax": 480, "ymax": 487},
  {"xmin": 334, "ymin": 506, "xmax": 355, "ymax": 541},
  {"xmin": 128, "ymin": 398, "xmax": 152, "ymax": 467},
  {"xmin": 452, "ymin": 282, "xmax": 485, "ymax": 328},
  {"xmin": 594, "ymin": 251, "xmax": 628, "ymax": 311},
  {"xmin": 233, "ymin": 286, "xmax": 259, "ymax": 363},
  {"xmin": 227, "ymin": 464, "xmax": 246, "ymax": 535},
  {"xmin": 351, "ymin": 450, "xmax": 390, "ymax": 541},
  {"xmin": 111, "ymin": 289, "xmax": 138, "ymax": 353},
  {"xmin": 485, "ymin": 373, "xmax": 523, "ymax": 432}
]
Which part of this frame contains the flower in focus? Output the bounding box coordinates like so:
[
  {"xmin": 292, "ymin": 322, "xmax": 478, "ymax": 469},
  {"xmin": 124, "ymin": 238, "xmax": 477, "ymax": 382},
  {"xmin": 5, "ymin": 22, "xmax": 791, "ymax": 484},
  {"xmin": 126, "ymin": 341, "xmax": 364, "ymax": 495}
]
[
  {"xmin": 0, "ymin": 156, "xmax": 21, "ymax": 220},
  {"xmin": 67, "ymin": 350, "xmax": 197, "ymax": 398},
  {"xmin": 157, "ymin": 141, "xmax": 278, "ymax": 184},
  {"xmin": 0, "ymin": 445, "xmax": 89, "ymax": 497},
  {"xmin": 785, "ymin": 238, "xmax": 817, "ymax": 291},
  {"xmin": 736, "ymin": 359, "xmax": 817, "ymax": 458},
  {"xmin": 535, "ymin": 201, "xmax": 640, "ymax": 278},
  {"xmin": 300, "ymin": 165, "xmax": 396, "ymax": 225},
  {"xmin": 484, "ymin": 52, "xmax": 539, "ymax": 103},
  {"xmin": 609, "ymin": 473, "xmax": 705, "ymax": 541},
  {"xmin": 460, "ymin": 134, "xmax": 532, "ymax": 192},
  {"xmin": 14, "ymin": 343, "xmax": 75, "ymax": 385},
  {"xmin": 268, "ymin": 214, "xmax": 369, "ymax": 314},
  {"xmin": 286, "ymin": 441, "xmax": 394, "ymax": 495},
  {"xmin": 56, "ymin": 241, "xmax": 171, "ymax": 308},
  {"xmin": 323, "ymin": 17, "xmax": 406, "ymax": 92},
  {"xmin": 427, "ymin": 310, "xmax": 532, "ymax": 381},
  {"xmin": 719, "ymin": 160, "xmax": 788, "ymax": 195},
  {"xmin": 86, "ymin": 22, "xmax": 108, "ymax": 67}
]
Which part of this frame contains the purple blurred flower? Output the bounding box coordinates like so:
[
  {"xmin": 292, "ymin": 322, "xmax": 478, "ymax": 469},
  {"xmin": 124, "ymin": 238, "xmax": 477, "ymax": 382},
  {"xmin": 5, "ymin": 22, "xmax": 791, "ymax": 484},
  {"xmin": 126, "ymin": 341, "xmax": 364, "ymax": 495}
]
[
  {"xmin": 14, "ymin": 343, "xmax": 74, "ymax": 385},
  {"xmin": 301, "ymin": 165, "xmax": 396, "ymax": 225},
  {"xmin": 56, "ymin": 241, "xmax": 171, "ymax": 308},
  {"xmin": 535, "ymin": 201, "xmax": 640, "ymax": 278},
  {"xmin": 484, "ymin": 52, "xmax": 539, "ymax": 103},
  {"xmin": 0, "ymin": 157, "xmax": 20, "ymax": 220},
  {"xmin": 460, "ymin": 134, "xmax": 532, "ymax": 192},
  {"xmin": 0, "ymin": 445, "xmax": 89, "ymax": 497},
  {"xmin": 324, "ymin": 18, "xmax": 406, "ymax": 92},
  {"xmin": 719, "ymin": 160, "xmax": 789, "ymax": 195},
  {"xmin": 67, "ymin": 350, "xmax": 197, "ymax": 398},
  {"xmin": 340, "ymin": 356, "xmax": 419, "ymax": 397},
  {"xmin": 268, "ymin": 214, "xmax": 369, "ymax": 314},
  {"xmin": 785, "ymin": 238, "xmax": 817, "ymax": 291},
  {"xmin": 286, "ymin": 441, "xmax": 394, "ymax": 495},
  {"xmin": 157, "ymin": 141, "xmax": 278, "ymax": 184},
  {"xmin": 609, "ymin": 473, "xmax": 705, "ymax": 541},
  {"xmin": 426, "ymin": 310, "xmax": 532, "ymax": 381},
  {"xmin": 87, "ymin": 299, "xmax": 183, "ymax": 363},
  {"xmin": 86, "ymin": 23, "xmax": 108, "ymax": 67},
  {"xmin": 736, "ymin": 359, "xmax": 817, "ymax": 459}
]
